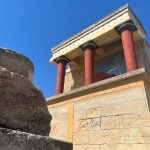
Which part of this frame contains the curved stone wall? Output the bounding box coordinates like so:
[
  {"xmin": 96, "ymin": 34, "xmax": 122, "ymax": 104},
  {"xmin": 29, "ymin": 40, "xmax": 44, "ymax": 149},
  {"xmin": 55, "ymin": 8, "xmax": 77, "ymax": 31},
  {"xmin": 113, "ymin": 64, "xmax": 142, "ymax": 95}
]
[
  {"xmin": 0, "ymin": 48, "xmax": 34, "ymax": 81},
  {"xmin": 0, "ymin": 49, "xmax": 52, "ymax": 136}
]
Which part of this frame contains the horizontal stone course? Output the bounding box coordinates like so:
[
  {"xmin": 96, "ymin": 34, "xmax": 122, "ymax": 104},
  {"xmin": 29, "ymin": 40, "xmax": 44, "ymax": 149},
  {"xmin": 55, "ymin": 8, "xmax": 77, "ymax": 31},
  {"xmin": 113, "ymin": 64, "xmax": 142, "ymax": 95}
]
[
  {"xmin": 74, "ymin": 144, "xmax": 149, "ymax": 150},
  {"xmin": 0, "ymin": 48, "xmax": 34, "ymax": 80},
  {"xmin": 74, "ymin": 98, "xmax": 148, "ymax": 120},
  {"xmin": 73, "ymin": 126, "xmax": 150, "ymax": 145},
  {"xmin": 101, "ymin": 112, "xmax": 150, "ymax": 129},
  {"xmin": 99, "ymin": 144, "xmax": 148, "ymax": 150},
  {"xmin": 0, "ymin": 127, "xmax": 73, "ymax": 150}
]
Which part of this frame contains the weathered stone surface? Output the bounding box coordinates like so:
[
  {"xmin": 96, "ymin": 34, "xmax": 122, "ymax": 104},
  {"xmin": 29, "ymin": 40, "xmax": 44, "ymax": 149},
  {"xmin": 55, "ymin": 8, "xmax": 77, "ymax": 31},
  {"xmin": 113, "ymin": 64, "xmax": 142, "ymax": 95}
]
[
  {"xmin": 73, "ymin": 131, "xmax": 89, "ymax": 144},
  {"xmin": 99, "ymin": 144, "xmax": 148, "ymax": 150},
  {"xmin": 0, "ymin": 48, "xmax": 34, "ymax": 80},
  {"xmin": 0, "ymin": 66, "xmax": 51, "ymax": 136},
  {"xmin": 119, "ymin": 112, "xmax": 150, "ymax": 129},
  {"xmin": 74, "ymin": 144, "xmax": 148, "ymax": 150},
  {"xmin": 73, "ymin": 145, "xmax": 87, "ymax": 150},
  {"xmin": 87, "ymin": 107, "xmax": 101, "ymax": 118},
  {"xmin": 50, "ymin": 122, "xmax": 68, "ymax": 141},
  {"xmin": 101, "ymin": 115, "xmax": 120, "ymax": 129},
  {"xmin": 89, "ymin": 129, "xmax": 120, "ymax": 145},
  {"xmin": 74, "ymin": 118, "xmax": 100, "ymax": 133},
  {"xmin": 100, "ymin": 98, "xmax": 148, "ymax": 117},
  {"xmin": 74, "ymin": 110, "xmax": 87, "ymax": 120},
  {"xmin": 0, "ymin": 127, "xmax": 73, "ymax": 150},
  {"xmin": 120, "ymin": 127, "xmax": 150, "ymax": 144},
  {"xmin": 47, "ymin": 68, "xmax": 150, "ymax": 147}
]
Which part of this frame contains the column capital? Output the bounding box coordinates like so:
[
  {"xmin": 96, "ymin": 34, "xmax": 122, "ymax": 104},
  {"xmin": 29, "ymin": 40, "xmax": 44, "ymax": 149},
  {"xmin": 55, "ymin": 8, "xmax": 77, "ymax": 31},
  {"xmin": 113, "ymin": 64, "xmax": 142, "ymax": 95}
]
[
  {"xmin": 80, "ymin": 41, "xmax": 98, "ymax": 51},
  {"xmin": 116, "ymin": 21, "xmax": 137, "ymax": 35},
  {"xmin": 54, "ymin": 56, "xmax": 70, "ymax": 65}
]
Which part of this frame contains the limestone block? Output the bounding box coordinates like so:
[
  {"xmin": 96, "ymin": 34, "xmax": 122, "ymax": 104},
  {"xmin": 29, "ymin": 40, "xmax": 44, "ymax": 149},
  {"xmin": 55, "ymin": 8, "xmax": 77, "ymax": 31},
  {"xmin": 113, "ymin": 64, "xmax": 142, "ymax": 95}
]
[
  {"xmin": 101, "ymin": 112, "xmax": 150, "ymax": 130},
  {"xmin": 88, "ymin": 127, "xmax": 150, "ymax": 145},
  {"xmin": 119, "ymin": 112, "xmax": 150, "ymax": 129},
  {"xmin": 85, "ymin": 145, "xmax": 99, "ymax": 150},
  {"xmin": 101, "ymin": 115, "xmax": 120, "ymax": 130},
  {"xmin": 100, "ymin": 98, "xmax": 148, "ymax": 117},
  {"xmin": 50, "ymin": 122, "xmax": 68, "ymax": 141},
  {"xmin": 85, "ymin": 96, "xmax": 101, "ymax": 109},
  {"xmin": 148, "ymin": 144, "xmax": 150, "ymax": 150},
  {"xmin": 0, "ymin": 48, "xmax": 34, "ymax": 81},
  {"xmin": 74, "ymin": 96, "xmax": 100, "ymax": 112},
  {"xmin": 87, "ymin": 107, "xmax": 101, "ymax": 118},
  {"xmin": 74, "ymin": 110, "xmax": 87, "ymax": 120},
  {"xmin": 74, "ymin": 100, "xmax": 89, "ymax": 111},
  {"xmin": 74, "ymin": 120, "xmax": 87, "ymax": 132},
  {"xmin": 86, "ymin": 118, "xmax": 101, "ymax": 131},
  {"xmin": 74, "ymin": 145, "xmax": 99, "ymax": 150},
  {"xmin": 116, "ymin": 144, "xmax": 148, "ymax": 150},
  {"xmin": 74, "ymin": 118, "xmax": 100, "ymax": 133},
  {"xmin": 88, "ymin": 131, "xmax": 105, "ymax": 144},
  {"xmin": 103, "ymin": 129, "xmax": 121, "ymax": 144},
  {"xmin": 100, "ymin": 86, "xmax": 146, "ymax": 106},
  {"xmin": 73, "ymin": 145, "xmax": 87, "ymax": 150},
  {"xmin": 89, "ymin": 129, "xmax": 120, "ymax": 144},
  {"xmin": 135, "ymin": 40, "xmax": 150, "ymax": 73},
  {"xmin": 120, "ymin": 127, "xmax": 150, "ymax": 144},
  {"xmin": 99, "ymin": 145, "xmax": 117, "ymax": 150},
  {"xmin": 51, "ymin": 113, "xmax": 68, "ymax": 124},
  {"xmin": 48, "ymin": 104, "xmax": 68, "ymax": 116},
  {"xmin": 0, "ymin": 67, "xmax": 51, "ymax": 136},
  {"xmin": 99, "ymin": 145, "xmax": 111, "ymax": 150},
  {"xmin": 99, "ymin": 144, "xmax": 148, "ymax": 150},
  {"xmin": 0, "ymin": 127, "xmax": 73, "ymax": 150},
  {"xmin": 73, "ymin": 132, "xmax": 89, "ymax": 144}
]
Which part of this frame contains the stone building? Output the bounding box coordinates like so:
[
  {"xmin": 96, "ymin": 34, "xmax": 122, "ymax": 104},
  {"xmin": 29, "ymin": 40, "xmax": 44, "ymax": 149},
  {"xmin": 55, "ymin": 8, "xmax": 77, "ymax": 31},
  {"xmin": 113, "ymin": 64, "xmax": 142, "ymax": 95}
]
[{"xmin": 47, "ymin": 4, "xmax": 150, "ymax": 150}]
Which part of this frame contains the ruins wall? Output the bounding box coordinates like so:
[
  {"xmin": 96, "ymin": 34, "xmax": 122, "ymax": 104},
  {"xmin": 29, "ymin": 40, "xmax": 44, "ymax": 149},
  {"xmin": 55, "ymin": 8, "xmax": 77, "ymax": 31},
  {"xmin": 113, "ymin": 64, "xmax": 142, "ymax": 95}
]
[
  {"xmin": 47, "ymin": 68, "xmax": 150, "ymax": 150},
  {"xmin": 0, "ymin": 127, "xmax": 72, "ymax": 150}
]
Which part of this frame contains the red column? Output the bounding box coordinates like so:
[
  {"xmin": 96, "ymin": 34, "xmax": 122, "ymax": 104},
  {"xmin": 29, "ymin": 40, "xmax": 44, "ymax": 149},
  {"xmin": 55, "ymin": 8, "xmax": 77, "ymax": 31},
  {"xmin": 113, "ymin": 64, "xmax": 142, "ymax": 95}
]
[
  {"xmin": 55, "ymin": 56, "xmax": 70, "ymax": 95},
  {"xmin": 117, "ymin": 22, "xmax": 138, "ymax": 72},
  {"xmin": 81, "ymin": 42, "xmax": 97, "ymax": 85}
]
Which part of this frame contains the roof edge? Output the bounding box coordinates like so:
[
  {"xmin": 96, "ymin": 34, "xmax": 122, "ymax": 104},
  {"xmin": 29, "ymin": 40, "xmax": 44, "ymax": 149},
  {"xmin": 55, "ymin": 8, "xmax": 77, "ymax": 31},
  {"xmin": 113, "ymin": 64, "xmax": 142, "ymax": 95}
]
[{"xmin": 51, "ymin": 4, "xmax": 130, "ymax": 52}]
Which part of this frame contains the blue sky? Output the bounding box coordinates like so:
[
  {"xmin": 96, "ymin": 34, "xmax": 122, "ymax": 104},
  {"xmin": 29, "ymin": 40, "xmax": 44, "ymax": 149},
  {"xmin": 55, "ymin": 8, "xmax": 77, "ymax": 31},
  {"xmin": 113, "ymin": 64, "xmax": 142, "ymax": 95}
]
[{"xmin": 0, "ymin": 0, "xmax": 149, "ymax": 98}]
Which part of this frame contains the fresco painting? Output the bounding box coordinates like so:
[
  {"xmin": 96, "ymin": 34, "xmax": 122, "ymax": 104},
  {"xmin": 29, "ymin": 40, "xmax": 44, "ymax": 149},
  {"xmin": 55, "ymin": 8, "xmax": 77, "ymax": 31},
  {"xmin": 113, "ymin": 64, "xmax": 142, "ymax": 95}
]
[{"xmin": 94, "ymin": 51, "xmax": 126, "ymax": 82}]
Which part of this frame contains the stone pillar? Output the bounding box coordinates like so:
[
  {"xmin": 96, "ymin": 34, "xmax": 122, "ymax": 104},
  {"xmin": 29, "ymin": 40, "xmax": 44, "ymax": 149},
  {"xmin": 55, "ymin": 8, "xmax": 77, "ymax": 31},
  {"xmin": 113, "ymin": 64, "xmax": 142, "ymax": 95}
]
[
  {"xmin": 117, "ymin": 22, "xmax": 138, "ymax": 72},
  {"xmin": 55, "ymin": 56, "xmax": 70, "ymax": 95},
  {"xmin": 81, "ymin": 42, "xmax": 97, "ymax": 85}
]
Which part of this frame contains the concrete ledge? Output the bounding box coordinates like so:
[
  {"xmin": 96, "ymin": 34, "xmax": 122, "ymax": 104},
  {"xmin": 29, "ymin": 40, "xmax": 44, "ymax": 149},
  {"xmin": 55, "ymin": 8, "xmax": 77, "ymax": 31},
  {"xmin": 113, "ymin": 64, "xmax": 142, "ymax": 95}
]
[
  {"xmin": 47, "ymin": 68, "xmax": 149, "ymax": 105},
  {"xmin": 0, "ymin": 127, "xmax": 73, "ymax": 150}
]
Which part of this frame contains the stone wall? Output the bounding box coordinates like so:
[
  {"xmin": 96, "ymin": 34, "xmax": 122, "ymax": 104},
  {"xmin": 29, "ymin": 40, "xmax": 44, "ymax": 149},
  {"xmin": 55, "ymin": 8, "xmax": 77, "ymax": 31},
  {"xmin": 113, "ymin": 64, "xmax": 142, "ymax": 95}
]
[
  {"xmin": 73, "ymin": 80, "xmax": 150, "ymax": 150},
  {"xmin": 0, "ymin": 127, "xmax": 73, "ymax": 150},
  {"xmin": 0, "ymin": 48, "xmax": 34, "ymax": 81},
  {"xmin": 47, "ymin": 69, "xmax": 150, "ymax": 150},
  {"xmin": 64, "ymin": 66, "xmax": 84, "ymax": 92},
  {"xmin": 49, "ymin": 104, "xmax": 69, "ymax": 141},
  {"xmin": 135, "ymin": 39, "xmax": 150, "ymax": 74}
]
